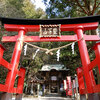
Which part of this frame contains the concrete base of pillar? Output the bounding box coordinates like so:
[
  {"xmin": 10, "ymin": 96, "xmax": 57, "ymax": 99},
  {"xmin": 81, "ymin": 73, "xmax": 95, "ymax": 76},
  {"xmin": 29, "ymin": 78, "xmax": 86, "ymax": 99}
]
[
  {"xmin": 0, "ymin": 92, "xmax": 12, "ymax": 100},
  {"xmin": 88, "ymin": 93, "xmax": 100, "ymax": 100},
  {"xmin": 15, "ymin": 94, "xmax": 22, "ymax": 100},
  {"xmin": 80, "ymin": 94, "xmax": 86, "ymax": 100}
]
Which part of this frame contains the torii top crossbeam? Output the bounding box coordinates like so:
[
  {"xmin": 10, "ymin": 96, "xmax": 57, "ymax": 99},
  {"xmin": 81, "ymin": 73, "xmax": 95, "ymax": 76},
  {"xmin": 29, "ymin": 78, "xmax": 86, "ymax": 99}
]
[
  {"xmin": 0, "ymin": 15, "xmax": 100, "ymax": 42},
  {"xmin": 0, "ymin": 15, "xmax": 100, "ymax": 25}
]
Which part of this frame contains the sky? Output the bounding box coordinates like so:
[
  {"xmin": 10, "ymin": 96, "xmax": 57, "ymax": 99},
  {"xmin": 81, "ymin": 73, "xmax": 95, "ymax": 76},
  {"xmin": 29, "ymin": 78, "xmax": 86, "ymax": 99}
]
[{"xmin": 31, "ymin": 0, "xmax": 49, "ymax": 11}]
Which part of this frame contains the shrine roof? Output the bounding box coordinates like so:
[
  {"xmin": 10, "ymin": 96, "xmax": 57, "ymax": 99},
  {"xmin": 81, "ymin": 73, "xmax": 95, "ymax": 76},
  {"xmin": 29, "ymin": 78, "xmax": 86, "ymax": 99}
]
[
  {"xmin": 40, "ymin": 64, "xmax": 69, "ymax": 71},
  {"xmin": 0, "ymin": 15, "xmax": 100, "ymax": 25}
]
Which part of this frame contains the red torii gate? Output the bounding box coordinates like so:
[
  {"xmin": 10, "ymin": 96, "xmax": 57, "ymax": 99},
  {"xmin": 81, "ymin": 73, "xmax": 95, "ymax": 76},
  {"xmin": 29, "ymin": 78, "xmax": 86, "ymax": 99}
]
[{"xmin": 0, "ymin": 15, "xmax": 100, "ymax": 100}]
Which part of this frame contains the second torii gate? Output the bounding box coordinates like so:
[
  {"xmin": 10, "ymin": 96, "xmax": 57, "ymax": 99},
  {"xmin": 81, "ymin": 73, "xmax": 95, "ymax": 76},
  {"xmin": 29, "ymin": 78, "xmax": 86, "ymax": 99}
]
[{"xmin": 0, "ymin": 15, "xmax": 100, "ymax": 100}]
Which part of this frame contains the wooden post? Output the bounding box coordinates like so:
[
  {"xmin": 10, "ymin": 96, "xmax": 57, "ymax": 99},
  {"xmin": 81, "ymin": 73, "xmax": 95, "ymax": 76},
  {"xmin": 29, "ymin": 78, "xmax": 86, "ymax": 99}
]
[
  {"xmin": 75, "ymin": 75, "xmax": 79, "ymax": 100},
  {"xmin": 37, "ymin": 84, "xmax": 40, "ymax": 96},
  {"xmin": 75, "ymin": 27, "xmax": 89, "ymax": 100},
  {"xmin": 75, "ymin": 26, "xmax": 100, "ymax": 100},
  {"xmin": 49, "ymin": 83, "xmax": 51, "ymax": 93}
]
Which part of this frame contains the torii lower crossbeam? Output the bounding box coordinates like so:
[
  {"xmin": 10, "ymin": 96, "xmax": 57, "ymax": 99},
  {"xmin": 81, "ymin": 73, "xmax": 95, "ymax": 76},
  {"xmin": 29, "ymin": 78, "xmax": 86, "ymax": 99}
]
[{"xmin": 2, "ymin": 35, "xmax": 100, "ymax": 42}]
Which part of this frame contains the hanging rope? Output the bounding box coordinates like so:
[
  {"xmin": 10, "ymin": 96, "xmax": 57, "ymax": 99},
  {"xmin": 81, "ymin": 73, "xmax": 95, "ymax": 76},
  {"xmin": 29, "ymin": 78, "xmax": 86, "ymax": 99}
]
[
  {"xmin": 24, "ymin": 42, "xmax": 53, "ymax": 55},
  {"xmin": 24, "ymin": 37, "xmax": 83, "ymax": 55}
]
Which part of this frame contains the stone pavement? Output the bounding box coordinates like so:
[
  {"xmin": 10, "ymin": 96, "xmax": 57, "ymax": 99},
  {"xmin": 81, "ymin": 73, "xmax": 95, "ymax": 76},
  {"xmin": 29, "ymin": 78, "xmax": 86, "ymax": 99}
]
[
  {"xmin": 21, "ymin": 97, "xmax": 72, "ymax": 100},
  {"xmin": 39, "ymin": 93, "xmax": 72, "ymax": 100},
  {"xmin": 12, "ymin": 93, "xmax": 72, "ymax": 100}
]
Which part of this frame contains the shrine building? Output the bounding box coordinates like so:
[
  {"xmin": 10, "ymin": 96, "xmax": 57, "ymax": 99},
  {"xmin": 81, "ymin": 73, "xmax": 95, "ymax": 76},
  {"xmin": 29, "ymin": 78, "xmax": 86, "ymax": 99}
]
[{"xmin": 38, "ymin": 64, "xmax": 69, "ymax": 94}]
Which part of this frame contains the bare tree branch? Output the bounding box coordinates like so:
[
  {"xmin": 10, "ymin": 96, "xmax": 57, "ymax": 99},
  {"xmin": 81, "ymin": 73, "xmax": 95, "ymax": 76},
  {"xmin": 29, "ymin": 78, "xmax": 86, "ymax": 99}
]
[
  {"xmin": 92, "ymin": 0, "xmax": 97, "ymax": 15},
  {"xmin": 82, "ymin": 0, "xmax": 88, "ymax": 9},
  {"xmin": 75, "ymin": 0, "xmax": 89, "ymax": 15},
  {"xmin": 96, "ymin": 10, "xmax": 100, "ymax": 15},
  {"xmin": 96, "ymin": 3, "xmax": 100, "ymax": 8},
  {"xmin": 95, "ymin": 3, "xmax": 100, "ymax": 15},
  {"xmin": 76, "ymin": 9, "xmax": 85, "ymax": 13}
]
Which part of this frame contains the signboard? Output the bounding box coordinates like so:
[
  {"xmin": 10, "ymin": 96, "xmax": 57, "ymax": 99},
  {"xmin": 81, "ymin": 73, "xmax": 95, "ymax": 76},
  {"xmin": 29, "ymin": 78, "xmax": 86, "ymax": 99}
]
[
  {"xmin": 67, "ymin": 76, "xmax": 72, "ymax": 89},
  {"xmin": 40, "ymin": 25, "xmax": 61, "ymax": 37},
  {"xmin": 63, "ymin": 80, "xmax": 67, "ymax": 90},
  {"xmin": 75, "ymin": 76, "xmax": 79, "ymax": 87},
  {"xmin": 51, "ymin": 76, "xmax": 57, "ymax": 81}
]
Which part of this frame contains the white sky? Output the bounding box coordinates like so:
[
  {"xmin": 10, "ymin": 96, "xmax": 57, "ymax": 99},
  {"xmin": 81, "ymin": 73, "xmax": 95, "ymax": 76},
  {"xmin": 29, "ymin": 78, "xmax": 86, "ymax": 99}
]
[{"xmin": 31, "ymin": 0, "xmax": 48, "ymax": 11}]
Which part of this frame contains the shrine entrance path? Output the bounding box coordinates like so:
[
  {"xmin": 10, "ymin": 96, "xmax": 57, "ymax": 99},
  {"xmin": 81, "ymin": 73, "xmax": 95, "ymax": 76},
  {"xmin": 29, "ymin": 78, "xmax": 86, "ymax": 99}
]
[
  {"xmin": 39, "ymin": 93, "xmax": 72, "ymax": 100},
  {"xmin": 15, "ymin": 97, "xmax": 72, "ymax": 100},
  {"xmin": 12, "ymin": 93, "xmax": 72, "ymax": 100}
]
